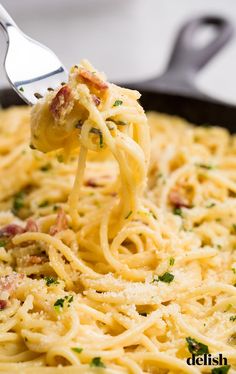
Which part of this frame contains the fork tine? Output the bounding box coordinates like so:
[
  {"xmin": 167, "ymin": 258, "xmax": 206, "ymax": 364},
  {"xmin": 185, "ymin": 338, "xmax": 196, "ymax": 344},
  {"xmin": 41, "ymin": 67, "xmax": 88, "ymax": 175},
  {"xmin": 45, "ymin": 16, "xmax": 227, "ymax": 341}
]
[{"xmin": 0, "ymin": 4, "xmax": 68, "ymax": 105}]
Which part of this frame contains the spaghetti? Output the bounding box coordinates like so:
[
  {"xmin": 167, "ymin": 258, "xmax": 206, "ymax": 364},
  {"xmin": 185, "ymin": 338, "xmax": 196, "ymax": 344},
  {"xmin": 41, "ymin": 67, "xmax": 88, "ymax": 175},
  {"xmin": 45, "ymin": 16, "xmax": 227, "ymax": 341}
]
[{"xmin": 0, "ymin": 61, "xmax": 235, "ymax": 373}]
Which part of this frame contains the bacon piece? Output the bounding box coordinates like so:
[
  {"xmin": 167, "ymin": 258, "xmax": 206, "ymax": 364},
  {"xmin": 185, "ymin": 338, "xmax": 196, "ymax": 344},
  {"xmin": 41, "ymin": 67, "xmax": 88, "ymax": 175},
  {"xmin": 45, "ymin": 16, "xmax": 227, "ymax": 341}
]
[
  {"xmin": 78, "ymin": 68, "xmax": 108, "ymax": 91},
  {"xmin": 85, "ymin": 178, "xmax": 99, "ymax": 187},
  {"xmin": 91, "ymin": 94, "xmax": 101, "ymax": 106},
  {"xmin": 0, "ymin": 273, "xmax": 24, "ymax": 296},
  {"xmin": 0, "ymin": 300, "xmax": 7, "ymax": 310},
  {"xmin": 0, "ymin": 219, "xmax": 38, "ymax": 239},
  {"xmin": 169, "ymin": 188, "xmax": 190, "ymax": 208},
  {"xmin": 25, "ymin": 218, "xmax": 38, "ymax": 232},
  {"xmin": 0, "ymin": 224, "xmax": 25, "ymax": 237},
  {"xmin": 50, "ymin": 85, "xmax": 71, "ymax": 120},
  {"xmin": 26, "ymin": 255, "xmax": 44, "ymax": 265},
  {"xmin": 49, "ymin": 208, "xmax": 68, "ymax": 235}
]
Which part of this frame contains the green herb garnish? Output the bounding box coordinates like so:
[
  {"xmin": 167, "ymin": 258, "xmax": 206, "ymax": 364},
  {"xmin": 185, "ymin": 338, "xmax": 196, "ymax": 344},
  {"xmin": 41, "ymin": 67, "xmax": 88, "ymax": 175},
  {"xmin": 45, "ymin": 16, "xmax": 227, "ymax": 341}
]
[
  {"xmin": 158, "ymin": 272, "xmax": 174, "ymax": 283},
  {"xmin": 196, "ymin": 163, "xmax": 214, "ymax": 170},
  {"xmin": 90, "ymin": 357, "xmax": 106, "ymax": 368},
  {"xmin": 186, "ymin": 337, "xmax": 209, "ymax": 356},
  {"xmin": 39, "ymin": 200, "xmax": 49, "ymax": 208},
  {"xmin": 71, "ymin": 347, "xmax": 83, "ymax": 353},
  {"xmin": 206, "ymin": 202, "xmax": 216, "ymax": 208},
  {"xmin": 169, "ymin": 257, "xmax": 175, "ymax": 266},
  {"xmin": 173, "ymin": 207, "xmax": 183, "ymax": 217},
  {"xmin": 40, "ymin": 163, "xmax": 51, "ymax": 172},
  {"xmin": 230, "ymin": 315, "xmax": 236, "ymax": 322},
  {"xmin": 19, "ymin": 87, "xmax": 24, "ymax": 92},
  {"xmin": 99, "ymin": 133, "xmax": 103, "ymax": 148},
  {"xmin": 65, "ymin": 295, "xmax": 74, "ymax": 304},
  {"xmin": 54, "ymin": 298, "xmax": 65, "ymax": 312},
  {"xmin": 57, "ymin": 155, "xmax": 64, "ymax": 163},
  {"xmin": 113, "ymin": 100, "xmax": 123, "ymax": 107},
  {"xmin": 12, "ymin": 191, "xmax": 25, "ymax": 213},
  {"xmin": 211, "ymin": 366, "xmax": 231, "ymax": 374},
  {"xmin": 53, "ymin": 295, "xmax": 74, "ymax": 312},
  {"xmin": 0, "ymin": 240, "xmax": 6, "ymax": 247},
  {"xmin": 125, "ymin": 211, "xmax": 132, "ymax": 219},
  {"xmin": 151, "ymin": 211, "xmax": 157, "ymax": 219},
  {"xmin": 44, "ymin": 277, "xmax": 59, "ymax": 286}
]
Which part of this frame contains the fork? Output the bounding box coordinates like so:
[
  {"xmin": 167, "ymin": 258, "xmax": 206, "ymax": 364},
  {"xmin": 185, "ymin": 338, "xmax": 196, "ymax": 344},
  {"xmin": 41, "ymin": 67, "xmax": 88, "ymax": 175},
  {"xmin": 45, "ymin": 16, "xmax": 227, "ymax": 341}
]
[{"xmin": 0, "ymin": 4, "xmax": 68, "ymax": 105}]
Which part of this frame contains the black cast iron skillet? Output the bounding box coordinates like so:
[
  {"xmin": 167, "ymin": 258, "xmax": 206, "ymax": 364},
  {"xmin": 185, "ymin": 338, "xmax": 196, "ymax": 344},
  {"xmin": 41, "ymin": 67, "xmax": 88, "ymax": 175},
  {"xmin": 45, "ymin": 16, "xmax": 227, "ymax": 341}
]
[
  {"xmin": 0, "ymin": 16, "xmax": 235, "ymax": 130},
  {"xmin": 124, "ymin": 15, "xmax": 236, "ymax": 130}
]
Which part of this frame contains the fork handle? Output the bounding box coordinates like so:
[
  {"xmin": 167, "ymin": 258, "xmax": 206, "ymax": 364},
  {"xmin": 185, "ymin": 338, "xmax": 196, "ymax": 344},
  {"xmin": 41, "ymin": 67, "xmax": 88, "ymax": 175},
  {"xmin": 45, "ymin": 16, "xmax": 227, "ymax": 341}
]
[{"xmin": 0, "ymin": 4, "xmax": 17, "ymax": 36}]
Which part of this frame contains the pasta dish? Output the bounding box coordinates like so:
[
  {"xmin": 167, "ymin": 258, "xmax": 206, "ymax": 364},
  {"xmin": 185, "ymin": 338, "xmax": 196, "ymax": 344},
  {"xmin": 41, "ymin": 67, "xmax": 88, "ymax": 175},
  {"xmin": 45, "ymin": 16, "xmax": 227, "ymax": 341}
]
[{"xmin": 0, "ymin": 61, "xmax": 235, "ymax": 373}]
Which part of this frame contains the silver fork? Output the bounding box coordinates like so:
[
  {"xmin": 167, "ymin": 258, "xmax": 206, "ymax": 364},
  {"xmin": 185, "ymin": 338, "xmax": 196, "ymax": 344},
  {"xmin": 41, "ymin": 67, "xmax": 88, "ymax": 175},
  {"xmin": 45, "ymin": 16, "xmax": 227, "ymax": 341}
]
[{"xmin": 0, "ymin": 4, "xmax": 68, "ymax": 105}]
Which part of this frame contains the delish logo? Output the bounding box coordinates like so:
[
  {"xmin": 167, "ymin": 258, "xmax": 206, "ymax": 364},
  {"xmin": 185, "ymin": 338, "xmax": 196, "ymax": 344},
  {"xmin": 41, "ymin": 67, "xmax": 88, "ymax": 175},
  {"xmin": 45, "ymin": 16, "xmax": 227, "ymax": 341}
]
[{"xmin": 186, "ymin": 353, "xmax": 228, "ymax": 367}]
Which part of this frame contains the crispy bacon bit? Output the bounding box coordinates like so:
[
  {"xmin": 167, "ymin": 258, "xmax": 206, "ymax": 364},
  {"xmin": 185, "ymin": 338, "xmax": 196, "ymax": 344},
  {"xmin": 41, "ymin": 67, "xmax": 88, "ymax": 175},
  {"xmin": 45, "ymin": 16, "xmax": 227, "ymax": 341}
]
[
  {"xmin": 91, "ymin": 94, "xmax": 101, "ymax": 106},
  {"xmin": 0, "ymin": 224, "xmax": 25, "ymax": 237},
  {"xmin": 26, "ymin": 255, "xmax": 44, "ymax": 265},
  {"xmin": 0, "ymin": 219, "xmax": 38, "ymax": 238},
  {"xmin": 25, "ymin": 218, "xmax": 38, "ymax": 233},
  {"xmin": 85, "ymin": 178, "xmax": 99, "ymax": 187},
  {"xmin": 78, "ymin": 68, "xmax": 108, "ymax": 91},
  {"xmin": 49, "ymin": 208, "xmax": 68, "ymax": 236},
  {"xmin": 50, "ymin": 85, "xmax": 71, "ymax": 120},
  {"xmin": 169, "ymin": 188, "xmax": 190, "ymax": 208},
  {"xmin": 0, "ymin": 273, "xmax": 24, "ymax": 296},
  {"xmin": 0, "ymin": 300, "xmax": 7, "ymax": 310}
]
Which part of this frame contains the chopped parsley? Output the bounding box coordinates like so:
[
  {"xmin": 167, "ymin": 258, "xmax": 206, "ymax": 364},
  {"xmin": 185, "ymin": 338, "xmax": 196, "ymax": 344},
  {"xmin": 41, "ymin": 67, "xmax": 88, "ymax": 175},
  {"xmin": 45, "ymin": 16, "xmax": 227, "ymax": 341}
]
[
  {"xmin": 113, "ymin": 100, "xmax": 123, "ymax": 107},
  {"xmin": 211, "ymin": 366, "xmax": 231, "ymax": 374},
  {"xmin": 71, "ymin": 347, "xmax": 83, "ymax": 354},
  {"xmin": 90, "ymin": 357, "xmax": 106, "ymax": 368},
  {"xmin": 151, "ymin": 211, "xmax": 157, "ymax": 219},
  {"xmin": 44, "ymin": 277, "xmax": 59, "ymax": 286},
  {"xmin": 57, "ymin": 155, "xmax": 64, "ymax": 163},
  {"xmin": 229, "ymin": 315, "xmax": 236, "ymax": 322},
  {"xmin": 99, "ymin": 133, "xmax": 103, "ymax": 148},
  {"xmin": 0, "ymin": 240, "xmax": 6, "ymax": 247},
  {"xmin": 169, "ymin": 257, "xmax": 175, "ymax": 266},
  {"xmin": 158, "ymin": 272, "xmax": 174, "ymax": 283},
  {"xmin": 40, "ymin": 163, "xmax": 52, "ymax": 172},
  {"xmin": 54, "ymin": 295, "xmax": 74, "ymax": 312},
  {"xmin": 125, "ymin": 211, "xmax": 132, "ymax": 219},
  {"xmin": 152, "ymin": 272, "xmax": 174, "ymax": 284},
  {"xmin": 66, "ymin": 295, "xmax": 74, "ymax": 304},
  {"xmin": 19, "ymin": 87, "xmax": 24, "ymax": 92},
  {"xmin": 173, "ymin": 207, "xmax": 183, "ymax": 217},
  {"xmin": 196, "ymin": 163, "xmax": 214, "ymax": 170},
  {"xmin": 12, "ymin": 191, "xmax": 25, "ymax": 213},
  {"xmin": 54, "ymin": 298, "xmax": 64, "ymax": 312},
  {"xmin": 186, "ymin": 337, "xmax": 209, "ymax": 356},
  {"xmin": 232, "ymin": 268, "xmax": 236, "ymax": 274},
  {"xmin": 39, "ymin": 200, "xmax": 49, "ymax": 208},
  {"xmin": 206, "ymin": 202, "xmax": 216, "ymax": 208}
]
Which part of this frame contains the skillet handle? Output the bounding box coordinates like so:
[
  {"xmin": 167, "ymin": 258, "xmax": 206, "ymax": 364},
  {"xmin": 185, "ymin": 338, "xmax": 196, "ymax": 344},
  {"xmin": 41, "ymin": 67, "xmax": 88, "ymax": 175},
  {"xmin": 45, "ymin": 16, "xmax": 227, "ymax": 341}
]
[{"xmin": 135, "ymin": 16, "xmax": 234, "ymax": 98}]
